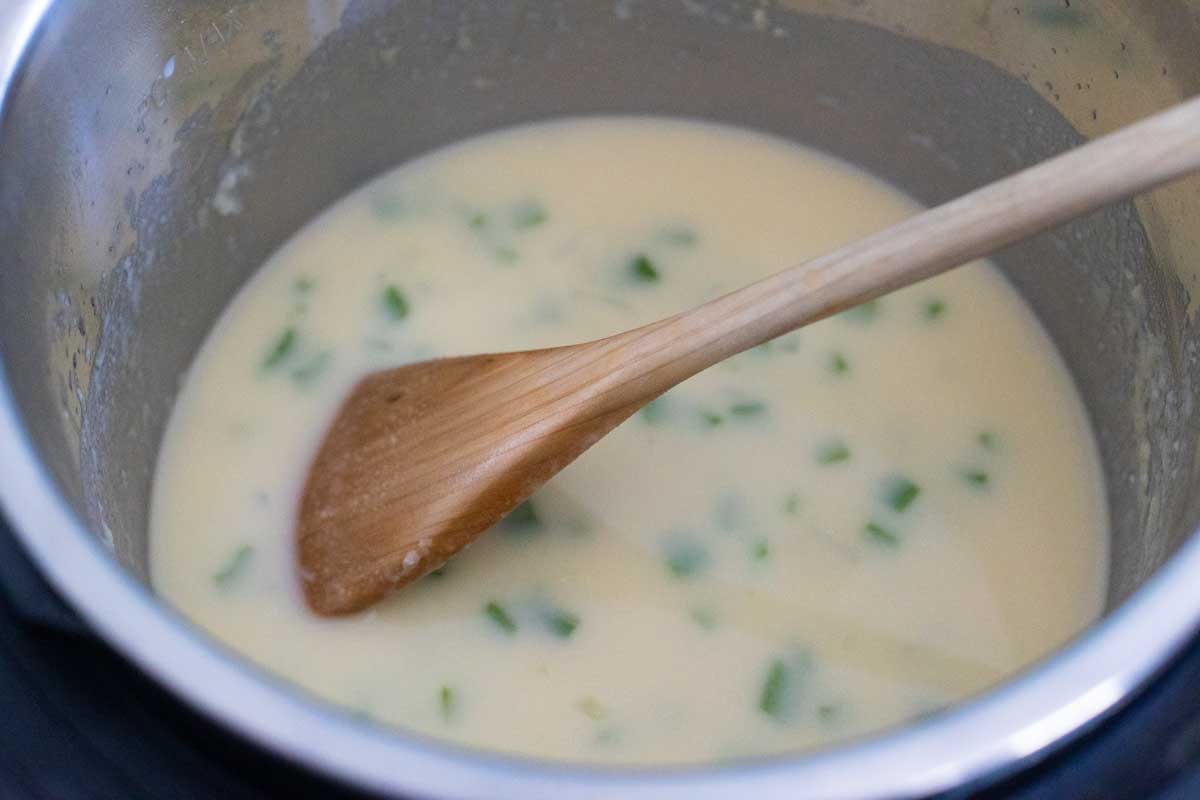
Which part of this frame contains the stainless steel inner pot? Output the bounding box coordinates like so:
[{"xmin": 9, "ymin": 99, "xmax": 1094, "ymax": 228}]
[{"xmin": 2, "ymin": 2, "xmax": 1200, "ymax": 798}]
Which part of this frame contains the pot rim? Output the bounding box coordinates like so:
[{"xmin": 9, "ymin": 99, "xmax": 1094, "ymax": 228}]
[{"xmin": 4, "ymin": 2, "xmax": 1200, "ymax": 797}]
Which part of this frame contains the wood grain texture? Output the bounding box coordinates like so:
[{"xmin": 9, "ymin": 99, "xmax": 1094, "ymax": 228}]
[{"xmin": 299, "ymin": 95, "xmax": 1200, "ymax": 615}]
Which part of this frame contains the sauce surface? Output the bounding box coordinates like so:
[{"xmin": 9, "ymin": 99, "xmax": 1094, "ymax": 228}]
[{"xmin": 150, "ymin": 118, "xmax": 1108, "ymax": 765}]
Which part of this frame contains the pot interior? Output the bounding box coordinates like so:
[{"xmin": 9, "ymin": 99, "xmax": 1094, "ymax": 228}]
[{"xmin": 3, "ymin": 0, "xmax": 1200, "ymax": 750}]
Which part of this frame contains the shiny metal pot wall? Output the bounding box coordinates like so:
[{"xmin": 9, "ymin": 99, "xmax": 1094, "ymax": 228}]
[{"xmin": 2, "ymin": 2, "xmax": 1200, "ymax": 798}]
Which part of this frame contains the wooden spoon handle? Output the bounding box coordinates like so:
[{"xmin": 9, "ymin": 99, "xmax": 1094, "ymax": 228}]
[
  {"xmin": 297, "ymin": 97, "xmax": 1200, "ymax": 615},
  {"xmin": 611, "ymin": 95, "xmax": 1200, "ymax": 394}
]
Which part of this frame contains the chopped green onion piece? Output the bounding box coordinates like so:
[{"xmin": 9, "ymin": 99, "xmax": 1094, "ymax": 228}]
[
  {"xmin": 290, "ymin": 351, "xmax": 331, "ymax": 386},
  {"xmin": 816, "ymin": 440, "xmax": 850, "ymax": 465},
  {"xmin": 817, "ymin": 702, "xmax": 843, "ymax": 723},
  {"xmin": 924, "ymin": 298, "xmax": 947, "ymax": 320},
  {"xmin": 629, "ymin": 253, "xmax": 660, "ymax": 283},
  {"xmin": 978, "ymin": 431, "xmax": 998, "ymax": 451},
  {"xmin": 371, "ymin": 194, "xmax": 406, "ymax": 219},
  {"xmin": 842, "ymin": 299, "xmax": 880, "ymax": 323},
  {"xmin": 440, "ymin": 686, "xmax": 455, "ymax": 720},
  {"xmin": 484, "ymin": 601, "xmax": 517, "ymax": 634},
  {"xmin": 689, "ymin": 607, "xmax": 718, "ymax": 630},
  {"xmin": 865, "ymin": 521, "xmax": 900, "ymax": 546},
  {"xmin": 213, "ymin": 545, "xmax": 254, "ymax": 588},
  {"xmin": 753, "ymin": 539, "xmax": 770, "ymax": 560},
  {"xmin": 962, "ymin": 469, "xmax": 991, "ymax": 489},
  {"xmin": 262, "ymin": 328, "xmax": 297, "ymax": 370},
  {"xmin": 383, "ymin": 285, "xmax": 410, "ymax": 320},
  {"xmin": 759, "ymin": 659, "xmax": 789, "ymax": 719},
  {"xmin": 500, "ymin": 499, "xmax": 542, "ymax": 535},
  {"xmin": 467, "ymin": 212, "xmax": 488, "ymax": 229},
  {"xmin": 783, "ymin": 492, "xmax": 801, "ymax": 515},
  {"xmin": 641, "ymin": 397, "xmax": 668, "ymax": 425},
  {"xmin": 429, "ymin": 566, "xmax": 448, "ymax": 578},
  {"xmin": 494, "ymin": 246, "xmax": 518, "ymax": 263},
  {"xmin": 543, "ymin": 608, "xmax": 580, "ymax": 639},
  {"xmin": 829, "ymin": 352, "xmax": 850, "ymax": 375},
  {"xmin": 700, "ymin": 409, "xmax": 724, "ymax": 427},
  {"xmin": 715, "ymin": 492, "xmax": 747, "ymax": 531},
  {"xmin": 730, "ymin": 401, "xmax": 767, "ymax": 418},
  {"xmin": 577, "ymin": 696, "xmax": 607, "ymax": 721},
  {"xmin": 883, "ymin": 476, "xmax": 921, "ymax": 512},
  {"xmin": 511, "ymin": 199, "xmax": 547, "ymax": 229},
  {"xmin": 660, "ymin": 225, "xmax": 698, "ymax": 246},
  {"xmin": 294, "ymin": 276, "xmax": 315, "ymax": 293},
  {"xmin": 664, "ymin": 538, "xmax": 710, "ymax": 579}
]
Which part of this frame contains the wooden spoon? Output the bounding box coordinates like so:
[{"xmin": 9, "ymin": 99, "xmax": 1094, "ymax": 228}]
[{"xmin": 298, "ymin": 96, "xmax": 1200, "ymax": 616}]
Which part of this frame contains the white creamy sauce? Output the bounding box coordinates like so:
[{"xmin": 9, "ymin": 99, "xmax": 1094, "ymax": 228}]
[{"xmin": 150, "ymin": 118, "xmax": 1108, "ymax": 765}]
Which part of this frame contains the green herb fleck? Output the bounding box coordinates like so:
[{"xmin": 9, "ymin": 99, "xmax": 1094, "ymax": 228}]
[
  {"xmin": 371, "ymin": 194, "xmax": 406, "ymax": 219},
  {"xmin": 629, "ymin": 253, "xmax": 660, "ymax": 283},
  {"xmin": 429, "ymin": 565, "xmax": 449, "ymax": 579},
  {"xmin": 439, "ymin": 686, "xmax": 455, "ymax": 721},
  {"xmin": 753, "ymin": 539, "xmax": 770, "ymax": 560},
  {"xmin": 213, "ymin": 545, "xmax": 254, "ymax": 588},
  {"xmin": 262, "ymin": 328, "xmax": 297, "ymax": 370},
  {"xmin": 759, "ymin": 659, "xmax": 789, "ymax": 720},
  {"xmin": 484, "ymin": 601, "xmax": 518, "ymax": 634},
  {"xmin": 543, "ymin": 608, "xmax": 580, "ymax": 639},
  {"xmin": 962, "ymin": 469, "xmax": 991, "ymax": 489},
  {"xmin": 783, "ymin": 492, "xmax": 801, "ymax": 515},
  {"xmin": 467, "ymin": 211, "xmax": 488, "ymax": 229},
  {"xmin": 883, "ymin": 476, "xmax": 921, "ymax": 512},
  {"xmin": 577, "ymin": 696, "xmax": 608, "ymax": 721},
  {"xmin": 660, "ymin": 225, "xmax": 698, "ymax": 247},
  {"xmin": 700, "ymin": 409, "xmax": 724, "ymax": 428},
  {"xmin": 510, "ymin": 199, "xmax": 547, "ymax": 229},
  {"xmin": 690, "ymin": 606, "xmax": 718, "ymax": 630},
  {"xmin": 664, "ymin": 537, "xmax": 710, "ymax": 579},
  {"xmin": 494, "ymin": 246, "xmax": 519, "ymax": 264},
  {"xmin": 817, "ymin": 702, "xmax": 844, "ymax": 724},
  {"xmin": 290, "ymin": 351, "xmax": 331, "ymax": 386},
  {"xmin": 293, "ymin": 277, "xmax": 315, "ymax": 293},
  {"xmin": 641, "ymin": 397, "xmax": 669, "ymax": 425},
  {"xmin": 500, "ymin": 499, "xmax": 542, "ymax": 536},
  {"xmin": 842, "ymin": 299, "xmax": 880, "ymax": 323},
  {"xmin": 865, "ymin": 521, "xmax": 900, "ymax": 546},
  {"xmin": 730, "ymin": 401, "xmax": 767, "ymax": 418},
  {"xmin": 829, "ymin": 352, "xmax": 850, "ymax": 375},
  {"xmin": 978, "ymin": 431, "xmax": 998, "ymax": 451},
  {"xmin": 924, "ymin": 298, "xmax": 947, "ymax": 320},
  {"xmin": 715, "ymin": 492, "xmax": 748, "ymax": 531},
  {"xmin": 816, "ymin": 440, "xmax": 850, "ymax": 465},
  {"xmin": 383, "ymin": 285, "xmax": 410, "ymax": 321}
]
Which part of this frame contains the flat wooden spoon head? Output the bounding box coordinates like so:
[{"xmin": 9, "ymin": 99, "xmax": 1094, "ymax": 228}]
[
  {"xmin": 297, "ymin": 342, "xmax": 650, "ymax": 615},
  {"xmin": 297, "ymin": 96, "xmax": 1200, "ymax": 616}
]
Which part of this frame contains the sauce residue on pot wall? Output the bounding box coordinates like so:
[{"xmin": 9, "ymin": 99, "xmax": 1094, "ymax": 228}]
[{"xmin": 150, "ymin": 117, "xmax": 1108, "ymax": 765}]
